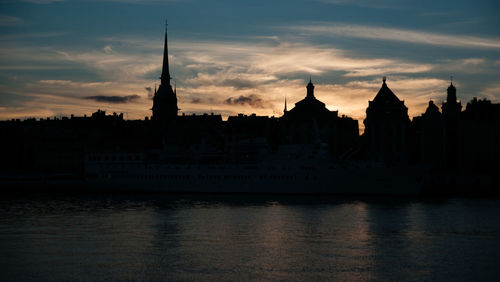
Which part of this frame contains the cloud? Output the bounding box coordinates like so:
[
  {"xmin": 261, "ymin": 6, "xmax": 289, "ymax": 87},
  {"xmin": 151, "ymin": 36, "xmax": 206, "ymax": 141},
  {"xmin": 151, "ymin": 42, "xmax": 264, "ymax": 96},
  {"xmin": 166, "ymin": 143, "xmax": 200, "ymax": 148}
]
[
  {"xmin": 0, "ymin": 15, "xmax": 24, "ymax": 26},
  {"xmin": 479, "ymin": 84, "xmax": 500, "ymax": 102},
  {"xmin": 433, "ymin": 58, "xmax": 488, "ymax": 74},
  {"xmin": 20, "ymin": 0, "xmax": 65, "ymax": 3},
  {"xmin": 173, "ymin": 39, "xmax": 433, "ymax": 80},
  {"xmin": 187, "ymin": 71, "xmax": 278, "ymax": 89},
  {"xmin": 292, "ymin": 24, "xmax": 500, "ymax": 49},
  {"xmin": 145, "ymin": 87, "xmax": 153, "ymax": 98},
  {"xmin": 224, "ymin": 94, "xmax": 271, "ymax": 108},
  {"xmin": 103, "ymin": 0, "xmax": 181, "ymax": 3},
  {"xmin": 318, "ymin": 0, "xmax": 412, "ymax": 9},
  {"xmin": 55, "ymin": 49, "xmax": 161, "ymax": 82},
  {"xmin": 220, "ymin": 78, "xmax": 260, "ymax": 90},
  {"xmin": 178, "ymin": 79, "xmax": 302, "ymax": 117},
  {"xmin": 103, "ymin": 45, "xmax": 113, "ymax": 54},
  {"xmin": 83, "ymin": 95, "xmax": 141, "ymax": 103}
]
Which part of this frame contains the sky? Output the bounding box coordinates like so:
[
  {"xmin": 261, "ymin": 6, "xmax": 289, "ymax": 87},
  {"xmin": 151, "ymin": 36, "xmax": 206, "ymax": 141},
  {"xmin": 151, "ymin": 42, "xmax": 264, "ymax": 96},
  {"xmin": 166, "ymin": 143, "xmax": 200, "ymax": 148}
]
[{"xmin": 1, "ymin": 0, "xmax": 499, "ymax": 126}]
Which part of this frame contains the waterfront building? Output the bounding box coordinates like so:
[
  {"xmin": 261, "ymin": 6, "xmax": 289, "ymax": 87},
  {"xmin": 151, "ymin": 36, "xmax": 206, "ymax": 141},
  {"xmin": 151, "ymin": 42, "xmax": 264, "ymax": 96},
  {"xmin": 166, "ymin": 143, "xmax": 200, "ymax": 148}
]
[
  {"xmin": 281, "ymin": 79, "xmax": 359, "ymax": 156},
  {"xmin": 441, "ymin": 81, "xmax": 462, "ymax": 170},
  {"xmin": 364, "ymin": 77, "xmax": 410, "ymax": 164},
  {"xmin": 414, "ymin": 100, "xmax": 444, "ymax": 169}
]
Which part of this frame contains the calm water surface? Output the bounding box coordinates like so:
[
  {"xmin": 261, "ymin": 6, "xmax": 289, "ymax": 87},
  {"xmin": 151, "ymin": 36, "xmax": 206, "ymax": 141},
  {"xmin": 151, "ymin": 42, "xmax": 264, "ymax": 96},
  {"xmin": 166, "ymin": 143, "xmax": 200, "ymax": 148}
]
[{"xmin": 1, "ymin": 194, "xmax": 499, "ymax": 281}]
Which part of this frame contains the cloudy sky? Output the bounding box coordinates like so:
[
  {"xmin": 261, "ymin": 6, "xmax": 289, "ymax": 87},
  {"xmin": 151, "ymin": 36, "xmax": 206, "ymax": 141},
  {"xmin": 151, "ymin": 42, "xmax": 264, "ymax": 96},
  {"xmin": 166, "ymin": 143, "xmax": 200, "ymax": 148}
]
[{"xmin": 1, "ymin": 0, "xmax": 499, "ymax": 126}]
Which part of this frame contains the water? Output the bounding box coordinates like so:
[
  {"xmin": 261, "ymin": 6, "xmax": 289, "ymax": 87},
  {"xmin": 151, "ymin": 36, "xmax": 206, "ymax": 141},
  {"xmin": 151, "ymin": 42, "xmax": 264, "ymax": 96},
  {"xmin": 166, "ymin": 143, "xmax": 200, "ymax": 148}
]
[{"xmin": 1, "ymin": 194, "xmax": 500, "ymax": 281}]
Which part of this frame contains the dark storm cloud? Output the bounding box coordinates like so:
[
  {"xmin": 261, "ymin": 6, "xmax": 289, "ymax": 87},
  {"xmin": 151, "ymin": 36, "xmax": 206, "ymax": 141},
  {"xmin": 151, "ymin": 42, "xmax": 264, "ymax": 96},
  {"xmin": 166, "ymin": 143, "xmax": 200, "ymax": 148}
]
[
  {"xmin": 224, "ymin": 94, "xmax": 269, "ymax": 108},
  {"xmin": 83, "ymin": 95, "xmax": 141, "ymax": 103}
]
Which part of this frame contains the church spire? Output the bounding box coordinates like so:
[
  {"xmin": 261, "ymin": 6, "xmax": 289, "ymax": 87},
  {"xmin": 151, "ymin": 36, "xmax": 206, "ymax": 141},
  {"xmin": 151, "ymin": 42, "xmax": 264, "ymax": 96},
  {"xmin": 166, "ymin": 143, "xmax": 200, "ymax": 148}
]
[
  {"xmin": 284, "ymin": 95, "xmax": 287, "ymax": 113},
  {"xmin": 160, "ymin": 20, "xmax": 171, "ymax": 86},
  {"xmin": 152, "ymin": 22, "xmax": 178, "ymax": 122}
]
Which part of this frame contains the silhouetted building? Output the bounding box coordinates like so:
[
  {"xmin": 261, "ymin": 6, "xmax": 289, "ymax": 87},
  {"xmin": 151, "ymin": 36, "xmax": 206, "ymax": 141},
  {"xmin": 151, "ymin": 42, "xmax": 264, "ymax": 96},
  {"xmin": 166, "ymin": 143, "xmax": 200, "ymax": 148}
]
[
  {"xmin": 281, "ymin": 79, "xmax": 359, "ymax": 155},
  {"xmin": 457, "ymin": 97, "xmax": 500, "ymax": 174},
  {"xmin": 284, "ymin": 79, "xmax": 336, "ymax": 122},
  {"xmin": 364, "ymin": 77, "xmax": 410, "ymax": 164},
  {"xmin": 152, "ymin": 25, "xmax": 178, "ymax": 122},
  {"xmin": 414, "ymin": 100, "xmax": 444, "ymax": 169},
  {"xmin": 441, "ymin": 81, "xmax": 462, "ymax": 170},
  {"xmin": 442, "ymin": 81, "xmax": 462, "ymax": 117}
]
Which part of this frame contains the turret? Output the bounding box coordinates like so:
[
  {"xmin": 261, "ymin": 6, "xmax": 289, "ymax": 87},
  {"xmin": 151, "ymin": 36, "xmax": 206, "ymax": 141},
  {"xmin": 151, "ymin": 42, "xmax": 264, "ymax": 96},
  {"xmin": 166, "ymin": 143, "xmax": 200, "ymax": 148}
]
[
  {"xmin": 447, "ymin": 82, "xmax": 457, "ymax": 104},
  {"xmin": 442, "ymin": 77, "xmax": 462, "ymax": 117},
  {"xmin": 306, "ymin": 77, "xmax": 315, "ymax": 99}
]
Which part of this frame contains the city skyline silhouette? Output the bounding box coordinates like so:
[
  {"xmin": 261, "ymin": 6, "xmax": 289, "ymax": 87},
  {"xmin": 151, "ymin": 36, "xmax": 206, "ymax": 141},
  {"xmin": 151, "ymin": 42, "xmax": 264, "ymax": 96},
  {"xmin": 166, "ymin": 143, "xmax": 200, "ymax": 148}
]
[
  {"xmin": 1, "ymin": 23, "xmax": 497, "ymax": 137},
  {"xmin": 1, "ymin": 3, "xmax": 500, "ymax": 280},
  {"xmin": 1, "ymin": 22, "xmax": 499, "ymax": 196}
]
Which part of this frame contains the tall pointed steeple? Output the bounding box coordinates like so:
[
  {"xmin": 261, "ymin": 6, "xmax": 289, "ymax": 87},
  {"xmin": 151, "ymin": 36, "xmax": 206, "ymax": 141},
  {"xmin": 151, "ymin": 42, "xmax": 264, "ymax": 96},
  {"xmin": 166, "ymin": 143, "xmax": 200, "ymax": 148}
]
[
  {"xmin": 160, "ymin": 20, "xmax": 171, "ymax": 86},
  {"xmin": 152, "ymin": 21, "xmax": 178, "ymax": 122}
]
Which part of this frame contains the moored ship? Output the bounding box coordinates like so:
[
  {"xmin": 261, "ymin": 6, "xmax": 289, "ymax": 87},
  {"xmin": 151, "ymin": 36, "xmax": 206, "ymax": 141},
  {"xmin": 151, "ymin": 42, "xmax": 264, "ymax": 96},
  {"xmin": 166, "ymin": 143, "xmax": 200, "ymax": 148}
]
[{"xmin": 84, "ymin": 145, "xmax": 425, "ymax": 195}]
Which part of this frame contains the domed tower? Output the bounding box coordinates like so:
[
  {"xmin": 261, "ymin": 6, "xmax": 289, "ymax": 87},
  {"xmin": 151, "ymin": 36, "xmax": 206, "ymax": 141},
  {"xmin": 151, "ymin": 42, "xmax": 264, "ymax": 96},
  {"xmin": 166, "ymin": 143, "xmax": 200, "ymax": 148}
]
[
  {"xmin": 441, "ymin": 78, "xmax": 462, "ymax": 170},
  {"xmin": 152, "ymin": 23, "xmax": 178, "ymax": 122},
  {"xmin": 442, "ymin": 79, "xmax": 462, "ymax": 118}
]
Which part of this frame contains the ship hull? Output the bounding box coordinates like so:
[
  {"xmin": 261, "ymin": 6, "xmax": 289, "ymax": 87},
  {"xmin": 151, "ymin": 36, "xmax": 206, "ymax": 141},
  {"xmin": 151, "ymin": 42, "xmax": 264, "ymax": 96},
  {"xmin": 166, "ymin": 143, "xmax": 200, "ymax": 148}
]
[{"xmin": 85, "ymin": 163, "xmax": 423, "ymax": 195}]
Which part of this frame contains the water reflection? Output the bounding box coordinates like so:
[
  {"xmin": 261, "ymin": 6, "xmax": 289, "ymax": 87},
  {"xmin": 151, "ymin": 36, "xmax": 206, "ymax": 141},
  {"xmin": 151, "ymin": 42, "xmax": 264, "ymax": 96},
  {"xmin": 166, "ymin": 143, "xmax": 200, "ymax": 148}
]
[{"xmin": 1, "ymin": 195, "xmax": 499, "ymax": 281}]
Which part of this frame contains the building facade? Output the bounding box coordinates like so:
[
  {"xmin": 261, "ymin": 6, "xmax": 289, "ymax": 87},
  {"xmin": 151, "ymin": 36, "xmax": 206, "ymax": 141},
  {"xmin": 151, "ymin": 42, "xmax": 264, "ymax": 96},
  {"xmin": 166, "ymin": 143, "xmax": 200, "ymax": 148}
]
[{"xmin": 364, "ymin": 78, "xmax": 410, "ymax": 164}]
